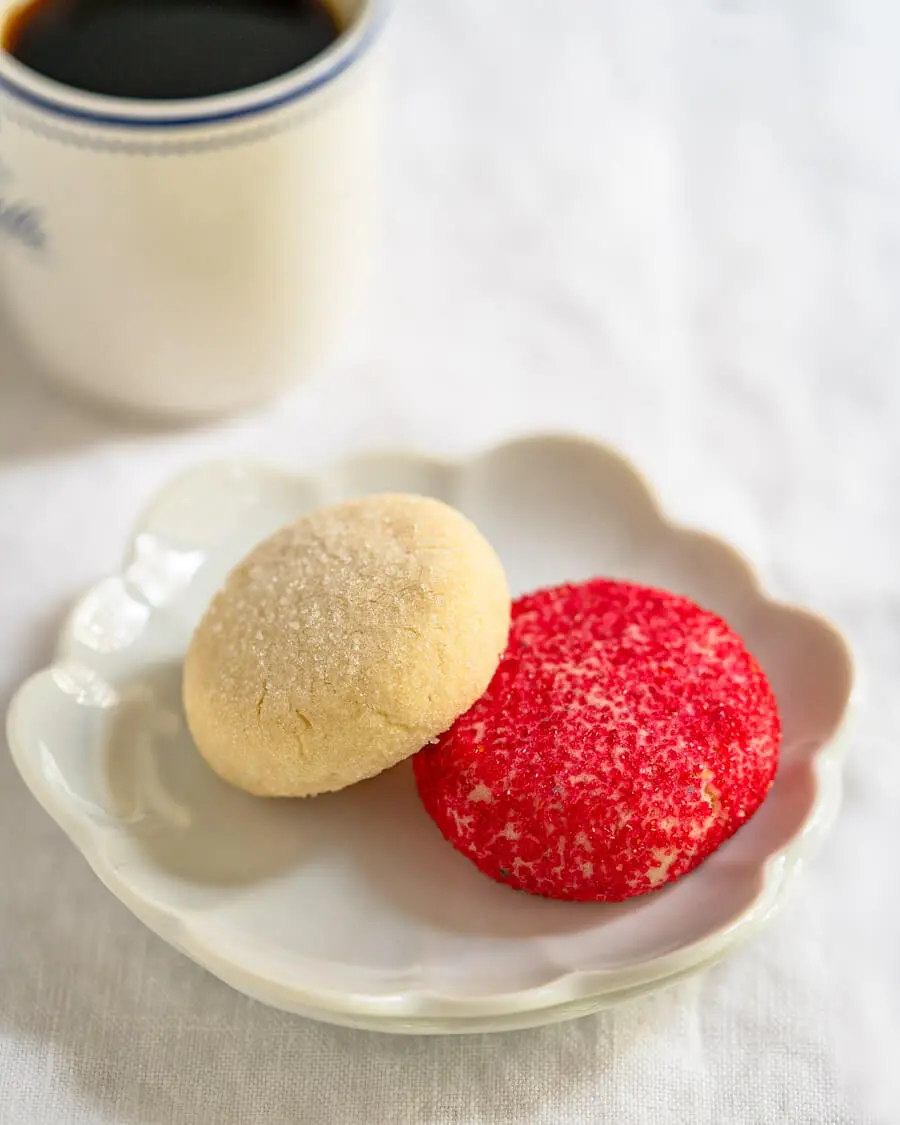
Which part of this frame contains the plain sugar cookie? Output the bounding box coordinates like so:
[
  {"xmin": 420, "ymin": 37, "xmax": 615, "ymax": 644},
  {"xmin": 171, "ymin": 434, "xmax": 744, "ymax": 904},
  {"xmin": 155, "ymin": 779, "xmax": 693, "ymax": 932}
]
[
  {"xmin": 183, "ymin": 494, "xmax": 511, "ymax": 797},
  {"xmin": 413, "ymin": 578, "xmax": 780, "ymax": 902}
]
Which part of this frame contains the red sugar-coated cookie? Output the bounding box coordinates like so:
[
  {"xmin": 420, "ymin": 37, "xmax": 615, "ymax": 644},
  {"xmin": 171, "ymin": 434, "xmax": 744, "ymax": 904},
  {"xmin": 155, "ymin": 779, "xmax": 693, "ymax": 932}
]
[{"xmin": 413, "ymin": 579, "xmax": 780, "ymax": 902}]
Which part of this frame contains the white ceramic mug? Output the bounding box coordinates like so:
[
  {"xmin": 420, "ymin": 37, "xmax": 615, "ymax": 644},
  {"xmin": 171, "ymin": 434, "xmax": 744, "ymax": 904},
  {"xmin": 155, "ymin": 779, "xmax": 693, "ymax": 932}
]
[{"xmin": 0, "ymin": 0, "xmax": 385, "ymax": 418}]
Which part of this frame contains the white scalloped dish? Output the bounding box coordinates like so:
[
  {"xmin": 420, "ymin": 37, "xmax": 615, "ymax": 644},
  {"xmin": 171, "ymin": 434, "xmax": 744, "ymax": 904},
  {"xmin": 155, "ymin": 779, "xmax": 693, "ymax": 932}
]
[{"xmin": 6, "ymin": 436, "xmax": 854, "ymax": 1033}]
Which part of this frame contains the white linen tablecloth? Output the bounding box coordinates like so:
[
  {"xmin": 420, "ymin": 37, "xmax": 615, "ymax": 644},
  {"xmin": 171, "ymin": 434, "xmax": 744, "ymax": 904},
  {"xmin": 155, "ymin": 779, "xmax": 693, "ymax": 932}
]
[{"xmin": 1, "ymin": 2, "xmax": 898, "ymax": 1121}]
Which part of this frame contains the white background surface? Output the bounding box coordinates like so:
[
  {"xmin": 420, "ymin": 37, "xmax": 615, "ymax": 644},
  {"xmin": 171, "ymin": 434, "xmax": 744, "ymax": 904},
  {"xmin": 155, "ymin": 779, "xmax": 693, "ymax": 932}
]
[{"xmin": 1, "ymin": 1, "xmax": 898, "ymax": 1122}]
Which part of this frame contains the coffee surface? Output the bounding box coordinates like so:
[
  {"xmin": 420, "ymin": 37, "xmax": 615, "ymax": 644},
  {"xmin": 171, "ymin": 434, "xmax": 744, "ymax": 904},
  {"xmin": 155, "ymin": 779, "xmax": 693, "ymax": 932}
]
[{"xmin": 4, "ymin": 0, "xmax": 342, "ymax": 100}]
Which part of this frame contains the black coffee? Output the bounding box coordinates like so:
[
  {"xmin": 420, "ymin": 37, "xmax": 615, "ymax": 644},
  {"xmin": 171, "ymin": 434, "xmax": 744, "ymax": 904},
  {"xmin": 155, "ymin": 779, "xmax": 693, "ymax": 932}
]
[{"xmin": 4, "ymin": 0, "xmax": 343, "ymax": 100}]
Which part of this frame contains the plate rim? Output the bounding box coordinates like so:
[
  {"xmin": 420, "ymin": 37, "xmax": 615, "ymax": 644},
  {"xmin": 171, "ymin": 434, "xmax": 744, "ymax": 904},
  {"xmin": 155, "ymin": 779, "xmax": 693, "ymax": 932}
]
[{"xmin": 5, "ymin": 433, "xmax": 857, "ymax": 1033}]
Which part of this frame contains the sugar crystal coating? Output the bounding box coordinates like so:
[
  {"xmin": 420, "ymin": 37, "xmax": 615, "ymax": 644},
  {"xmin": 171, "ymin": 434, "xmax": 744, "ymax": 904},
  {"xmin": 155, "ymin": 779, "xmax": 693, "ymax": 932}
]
[
  {"xmin": 183, "ymin": 494, "xmax": 511, "ymax": 797},
  {"xmin": 413, "ymin": 578, "xmax": 780, "ymax": 902}
]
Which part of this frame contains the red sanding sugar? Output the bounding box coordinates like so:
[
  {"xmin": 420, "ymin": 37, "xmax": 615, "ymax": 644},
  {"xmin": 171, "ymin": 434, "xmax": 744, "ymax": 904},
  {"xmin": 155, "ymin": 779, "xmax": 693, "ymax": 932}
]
[{"xmin": 413, "ymin": 578, "xmax": 780, "ymax": 902}]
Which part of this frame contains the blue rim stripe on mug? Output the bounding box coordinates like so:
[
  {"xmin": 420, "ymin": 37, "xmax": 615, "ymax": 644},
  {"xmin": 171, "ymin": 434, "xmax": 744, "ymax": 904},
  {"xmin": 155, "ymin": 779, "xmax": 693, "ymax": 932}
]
[{"xmin": 0, "ymin": 2, "xmax": 384, "ymax": 129}]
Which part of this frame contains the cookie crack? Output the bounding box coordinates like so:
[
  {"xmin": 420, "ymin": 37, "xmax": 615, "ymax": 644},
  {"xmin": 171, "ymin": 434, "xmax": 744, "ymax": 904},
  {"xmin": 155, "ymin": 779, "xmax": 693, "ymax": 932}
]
[
  {"xmin": 367, "ymin": 704, "xmax": 421, "ymax": 737},
  {"xmin": 256, "ymin": 680, "xmax": 269, "ymax": 725}
]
